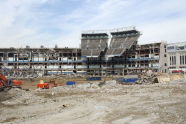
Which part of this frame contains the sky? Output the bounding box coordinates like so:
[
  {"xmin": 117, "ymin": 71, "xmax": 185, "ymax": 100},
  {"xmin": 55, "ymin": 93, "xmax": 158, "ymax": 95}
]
[{"xmin": 0, "ymin": 0, "xmax": 186, "ymax": 48}]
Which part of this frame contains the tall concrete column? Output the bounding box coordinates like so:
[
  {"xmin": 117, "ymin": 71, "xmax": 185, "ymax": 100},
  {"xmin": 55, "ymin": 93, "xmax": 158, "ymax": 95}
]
[{"xmin": 176, "ymin": 52, "xmax": 180, "ymax": 69}]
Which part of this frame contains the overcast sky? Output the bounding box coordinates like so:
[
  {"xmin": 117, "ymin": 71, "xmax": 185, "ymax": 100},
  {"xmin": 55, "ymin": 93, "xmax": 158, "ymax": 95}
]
[{"xmin": 0, "ymin": 0, "xmax": 186, "ymax": 48}]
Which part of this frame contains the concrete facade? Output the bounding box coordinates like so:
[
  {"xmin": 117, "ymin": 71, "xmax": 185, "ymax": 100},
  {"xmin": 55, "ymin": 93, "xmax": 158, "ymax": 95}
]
[{"xmin": 166, "ymin": 42, "xmax": 186, "ymax": 73}]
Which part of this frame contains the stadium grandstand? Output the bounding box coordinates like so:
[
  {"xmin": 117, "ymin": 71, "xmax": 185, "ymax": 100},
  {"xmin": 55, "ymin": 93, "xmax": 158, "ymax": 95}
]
[
  {"xmin": 81, "ymin": 32, "xmax": 108, "ymax": 57},
  {"xmin": 106, "ymin": 29, "xmax": 140, "ymax": 57},
  {"xmin": 81, "ymin": 27, "xmax": 141, "ymax": 75}
]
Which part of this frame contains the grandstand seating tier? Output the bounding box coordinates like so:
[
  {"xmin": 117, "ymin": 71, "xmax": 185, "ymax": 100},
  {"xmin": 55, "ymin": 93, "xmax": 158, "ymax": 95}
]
[
  {"xmin": 81, "ymin": 36, "xmax": 108, "ymax": 57},
  {"xmin": 106, "ymin": 35, "xmax": 139, "ymax": 56}
]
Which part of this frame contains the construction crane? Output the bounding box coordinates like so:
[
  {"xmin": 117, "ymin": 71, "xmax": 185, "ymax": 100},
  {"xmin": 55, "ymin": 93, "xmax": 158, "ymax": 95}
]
[{"xmin": 0, "ymin": 73, "xmax": 22, "ymax": 91}]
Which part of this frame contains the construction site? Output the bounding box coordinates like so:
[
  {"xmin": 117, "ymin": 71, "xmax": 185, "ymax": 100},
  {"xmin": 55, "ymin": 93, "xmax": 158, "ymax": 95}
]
[{"xmin": 0, "ymin": 27, "xmax": 186, "ymax": 124}]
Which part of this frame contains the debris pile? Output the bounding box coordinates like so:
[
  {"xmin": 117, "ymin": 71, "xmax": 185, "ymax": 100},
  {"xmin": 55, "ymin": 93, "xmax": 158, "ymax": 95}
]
[
  {"xmin": 136, "ymin": 73, "xmax": 159, "ymax": 84},
  {"xmin": 1, "ymin": 88, "xmax": 46, "ymax": 106}
]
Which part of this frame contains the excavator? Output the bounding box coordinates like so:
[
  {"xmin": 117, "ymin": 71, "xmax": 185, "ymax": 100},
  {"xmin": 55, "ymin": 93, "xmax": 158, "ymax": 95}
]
[{"xmin": 0, "ymin": 73, "xmax": 22, "ymax": 91}]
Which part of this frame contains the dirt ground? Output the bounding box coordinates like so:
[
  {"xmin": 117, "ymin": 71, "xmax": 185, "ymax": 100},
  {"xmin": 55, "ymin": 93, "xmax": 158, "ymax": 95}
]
[
  {"xmin": 0, "ymin": 77, "xmax": 186, "ymax": 124},
  {"xmin": 20, "ymin": 76, "xmax": 113, "ymax": 90}
]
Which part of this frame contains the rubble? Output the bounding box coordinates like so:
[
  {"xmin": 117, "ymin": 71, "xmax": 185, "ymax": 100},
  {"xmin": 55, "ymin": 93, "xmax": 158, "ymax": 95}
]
[
  {"xmin": 1, "ymin": 88, "xmax": 47, "ymax": 106},
  {"xmin": 0, "ymin": 74, "xmax": 186, "ymax": 124},
  {"xmin": 136, "ymin": 73, "xmax": 159, "ymax": 84}
]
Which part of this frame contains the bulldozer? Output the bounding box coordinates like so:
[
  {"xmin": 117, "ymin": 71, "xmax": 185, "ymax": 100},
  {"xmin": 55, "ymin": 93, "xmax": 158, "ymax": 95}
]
[{"xmin": 0, "ymin": 73, "xmax": 22, "ymax": 91}]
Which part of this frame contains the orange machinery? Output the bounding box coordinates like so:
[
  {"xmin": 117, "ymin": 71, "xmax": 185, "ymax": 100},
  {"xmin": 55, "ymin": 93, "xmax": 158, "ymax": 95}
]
[
  {"xmin": 0, "ymin": 73, "xmax": 22, "ymax": 91},
  {"xmin": 37, "ymin": 80, "xmax": 57, "ymax": 89},
  {"xmin": 37, "ymin": 82, "xmax": 49, "ymax": 89}
]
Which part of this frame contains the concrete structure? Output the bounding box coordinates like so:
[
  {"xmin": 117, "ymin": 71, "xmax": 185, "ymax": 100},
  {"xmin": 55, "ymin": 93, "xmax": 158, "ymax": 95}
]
[
  {"xmin": 166, "ymin": 42, "xmax": 186, "ymax": 73},
  {"xmin": 81, "ymin": 27, "xmax": 140, "ymax": 75},
  {"xmin": 0, "ymin": 47, "xmax": 85, "ymax": 77},
  {"xmin": 128, "ymin": 42, "xmax": 167, "ymax": 73},
  {"xmin": 1, "ymin": 26, "xmax": 183, "ymax": 77},
  {"xmin": 81, "ymin": 27, "xmax": 167, "ymax": 75}
]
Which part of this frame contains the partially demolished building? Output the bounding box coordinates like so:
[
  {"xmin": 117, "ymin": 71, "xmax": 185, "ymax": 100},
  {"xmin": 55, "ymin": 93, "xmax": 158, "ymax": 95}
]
[
  {"xmin": 81, "ymin": 27, "xmax": 166, "ymax": 75},
  {"xmin": 0, "ymin": 48, "xmax": 85, "ymax": 77},
  {"xmin": 0, "ymin": 27, "xmax": 175, "ymax": 77}
]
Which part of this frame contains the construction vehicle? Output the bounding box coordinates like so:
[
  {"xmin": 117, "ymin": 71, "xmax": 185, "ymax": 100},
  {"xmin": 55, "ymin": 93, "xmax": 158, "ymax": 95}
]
[
  {"xmin": 37, "ymin": 79, "xmax": 57, "ymax": 89},
  {"xmin": 0, "ymin": 73, "xmax": 22, "ymax": 91}
]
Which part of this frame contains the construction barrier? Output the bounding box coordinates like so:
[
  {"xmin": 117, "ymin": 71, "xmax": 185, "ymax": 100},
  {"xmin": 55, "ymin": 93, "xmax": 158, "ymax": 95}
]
[
  {"xmin": 116, "ymin": 78, "xmax": 138, "ymax": 83},
  {"xmin": 66, "ymin": 81, "xmax": 76, "ymax": 85},
  {"xmin": 86, "ymin": 77, "xmax": 101, "ymax": 81}
]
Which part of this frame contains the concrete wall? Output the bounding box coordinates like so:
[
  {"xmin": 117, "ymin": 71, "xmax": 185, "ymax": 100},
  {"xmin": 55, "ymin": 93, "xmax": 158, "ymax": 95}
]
[{"xmin": 159, "ymin": 42, "xmax": 167, "ymax": 73}]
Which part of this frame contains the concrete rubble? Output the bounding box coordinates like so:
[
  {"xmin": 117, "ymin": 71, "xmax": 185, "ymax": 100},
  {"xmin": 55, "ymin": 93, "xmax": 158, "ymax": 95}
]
[
  {"xmin": 136, "ymin": 73, "xmax": 159, "ymax": 84},
  {"xmin": 1, "ymin": 88, "xmax": 47, "ymax": 106}
]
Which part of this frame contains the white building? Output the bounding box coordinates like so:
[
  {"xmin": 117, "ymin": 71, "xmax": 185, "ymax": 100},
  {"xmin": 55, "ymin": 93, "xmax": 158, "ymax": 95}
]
[{"xmin": 166, "ymin": 42, "xmax": 186, "ymax": 73}]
